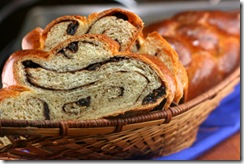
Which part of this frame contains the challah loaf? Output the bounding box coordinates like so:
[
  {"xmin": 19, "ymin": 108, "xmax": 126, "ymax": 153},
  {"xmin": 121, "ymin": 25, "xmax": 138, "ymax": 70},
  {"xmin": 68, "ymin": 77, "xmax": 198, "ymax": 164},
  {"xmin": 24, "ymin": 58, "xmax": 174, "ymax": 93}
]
[
  {"xmin": 0, "ymin": 34, "xmax": 175, "ymax": 120},
  {"xmin": 22, "ymin": 8, "xmax": 144, "ymax": 51},
  {"xmin": 0, "ymin": 8, "xmax": 189, "ymax": 121},
  {"xmin": 144, "ymin": 10, "xmax": 240, "ymax": 101},
  {"xmin": 21, "ymin": 8, "xmax": 187, "ymax": 104}
]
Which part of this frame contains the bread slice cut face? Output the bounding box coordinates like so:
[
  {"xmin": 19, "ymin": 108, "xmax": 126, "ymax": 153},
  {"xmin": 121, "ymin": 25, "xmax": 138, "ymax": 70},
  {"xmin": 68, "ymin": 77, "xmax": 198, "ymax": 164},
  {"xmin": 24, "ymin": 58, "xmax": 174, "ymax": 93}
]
[
  {"xmin": 1, "ymin": 34, "xmax": 174, "ymax": 120},
  {"xmin": 22, "ymin": 8, "xmax": 144, "ymax": 52}
]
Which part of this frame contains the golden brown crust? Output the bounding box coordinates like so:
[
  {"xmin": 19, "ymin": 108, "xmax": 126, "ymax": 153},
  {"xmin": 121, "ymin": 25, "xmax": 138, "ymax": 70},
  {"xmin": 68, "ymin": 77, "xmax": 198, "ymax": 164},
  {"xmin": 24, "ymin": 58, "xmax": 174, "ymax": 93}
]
[
  {"xmin": 88, "ymin": 8, "xmax": 144, "ymax": 30},
  {"xmin": 148, "ymin": 32, "xmax": 188, "ymax": 87},
  {"xmin": 1, "ymin": 50, "xmax": 50, "ymax": 87},
  {"xmin": 21, "ymin": 27, "xmax": 44, "ymax": 50},
  {"xmin": 173, "ymin": 10, "xmax": 240, "ymax": 36},
  {"xmin": 143, "ymin": 19, "xmax": 178, "ymax": 37},
  {"xmin": 138, "ymin": 32, "xmax": 188, "ymax": 103},
  {"xmin": 186, "ymin": 52, "xmax": 222, "ymax": 100},
  {"xmin": 0, "ymin": 85, "xmax": 31, "ymax": 101},
  {"xmin": 21, "ymin": 8, "xmax": 144, "ymax": 51},
  {"xmin": 144, "ymin": 10, "xmax": 240, "ymax": 101}
]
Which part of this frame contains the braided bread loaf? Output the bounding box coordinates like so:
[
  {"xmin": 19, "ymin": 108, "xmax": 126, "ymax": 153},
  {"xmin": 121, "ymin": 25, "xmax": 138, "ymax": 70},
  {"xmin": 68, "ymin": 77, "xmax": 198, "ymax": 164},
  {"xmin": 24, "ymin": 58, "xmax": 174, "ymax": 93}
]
[
  {"xmin": 144, "ymin": 10, "xmax": 240, "ymax": 101},
  {"xmin": 22, "ymin": 8, "xmax": 187, "ymax": 104},
  {"xmin": 0, "ymin": 8, "xmax": 187, "ymax": 121},
  {"xmin": 0, "ymin": 34, "xmax": 176, "ymax": 120}
]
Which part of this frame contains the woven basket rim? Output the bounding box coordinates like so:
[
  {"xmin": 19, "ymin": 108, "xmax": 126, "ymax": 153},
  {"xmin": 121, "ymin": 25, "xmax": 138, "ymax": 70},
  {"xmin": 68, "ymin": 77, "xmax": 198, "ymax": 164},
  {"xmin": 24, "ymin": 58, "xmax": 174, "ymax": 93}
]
[{"xmin": 0, "ymin": 67, "xmax": 240, "ymax": 136}]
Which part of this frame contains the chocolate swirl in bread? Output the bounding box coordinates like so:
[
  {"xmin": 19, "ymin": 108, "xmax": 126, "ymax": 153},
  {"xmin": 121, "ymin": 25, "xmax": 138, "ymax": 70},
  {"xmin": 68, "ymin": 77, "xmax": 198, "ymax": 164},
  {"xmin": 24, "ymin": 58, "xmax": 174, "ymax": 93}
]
[{"xmin": 0, "ymin": 34, "xmax": 175, "ymax": 120}]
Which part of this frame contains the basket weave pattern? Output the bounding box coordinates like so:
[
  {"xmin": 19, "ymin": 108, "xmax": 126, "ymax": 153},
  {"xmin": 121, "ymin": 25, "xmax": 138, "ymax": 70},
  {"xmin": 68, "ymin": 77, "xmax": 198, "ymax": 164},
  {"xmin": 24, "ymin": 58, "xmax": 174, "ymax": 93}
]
[{"xmin": 0, "ymin": 68, "xmax": 240, "ymax": 160}]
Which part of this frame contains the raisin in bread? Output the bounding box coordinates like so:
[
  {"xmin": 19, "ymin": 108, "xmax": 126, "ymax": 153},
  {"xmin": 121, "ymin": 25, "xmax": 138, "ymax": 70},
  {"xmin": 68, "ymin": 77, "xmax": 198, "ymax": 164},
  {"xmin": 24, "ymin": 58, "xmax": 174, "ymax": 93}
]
[
  {"xmin": 21, "ymin": 8, "xmax": 187, "ymax": 104},
  {"xmin": 133, "ymin": 32, "xmax": 188, "ymax": 103},
  {"xmin": 22, "ymin": 8, "xmax": 144, "ymax": 51},
  {"xmin": 0, "ymin": 34, "xmax": 176, "ymax": 120},
  {"xmin": 144, "ymin": 10, "xmax": 240, "ymax": 101}
]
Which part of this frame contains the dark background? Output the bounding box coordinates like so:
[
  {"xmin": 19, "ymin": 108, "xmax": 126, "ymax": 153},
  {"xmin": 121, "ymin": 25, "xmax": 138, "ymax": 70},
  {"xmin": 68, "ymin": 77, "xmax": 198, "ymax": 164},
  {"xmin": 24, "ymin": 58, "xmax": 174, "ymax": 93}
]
[
  {"xmin": 1, "ymin": 0, "xmax": 234, "ymax": 57},
  {"xmin": 0, "ymin": 0, "xmax": 120, "ymax": 53}
]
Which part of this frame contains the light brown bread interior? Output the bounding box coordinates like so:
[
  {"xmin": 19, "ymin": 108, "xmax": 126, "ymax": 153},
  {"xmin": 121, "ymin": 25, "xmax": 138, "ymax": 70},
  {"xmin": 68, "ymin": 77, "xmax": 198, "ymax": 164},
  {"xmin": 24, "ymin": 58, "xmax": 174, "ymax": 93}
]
[
  {"xmin": 1, "ymin": 34, "xmax": 171, "ymax": 121},
  {"xmin": 22, "ymin": 8, "xmax": 144, "ymax": 52}
]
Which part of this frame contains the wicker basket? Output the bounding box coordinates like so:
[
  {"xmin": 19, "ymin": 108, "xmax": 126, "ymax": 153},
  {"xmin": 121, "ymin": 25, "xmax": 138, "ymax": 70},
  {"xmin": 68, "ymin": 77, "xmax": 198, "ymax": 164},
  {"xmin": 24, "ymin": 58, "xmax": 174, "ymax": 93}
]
[{"xmin": 0, "ymin": 67, "xmax": 240, "ymax": 160}]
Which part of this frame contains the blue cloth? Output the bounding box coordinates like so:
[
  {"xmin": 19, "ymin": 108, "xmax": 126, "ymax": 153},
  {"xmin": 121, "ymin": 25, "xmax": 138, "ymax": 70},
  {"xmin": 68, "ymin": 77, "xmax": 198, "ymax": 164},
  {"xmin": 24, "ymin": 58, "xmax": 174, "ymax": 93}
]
[{"xmin": 154, "ymin": 83, "xmax": 240, "ymax": 160}]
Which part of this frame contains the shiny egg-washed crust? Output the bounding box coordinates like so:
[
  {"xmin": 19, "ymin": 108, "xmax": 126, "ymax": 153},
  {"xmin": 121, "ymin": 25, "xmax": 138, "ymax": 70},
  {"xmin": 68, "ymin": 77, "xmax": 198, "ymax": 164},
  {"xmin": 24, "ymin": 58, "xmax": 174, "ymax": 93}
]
[
  {"xmin": 21, "ymin": 27, "xmax": 44, "ymax": 50},
  {"xmin": 22, "ymin": 8, "xmax": 144, "ymax": 51},
  {"xmin": 144, "ymin": 10, "xmax": 240, "ymax": 101}
]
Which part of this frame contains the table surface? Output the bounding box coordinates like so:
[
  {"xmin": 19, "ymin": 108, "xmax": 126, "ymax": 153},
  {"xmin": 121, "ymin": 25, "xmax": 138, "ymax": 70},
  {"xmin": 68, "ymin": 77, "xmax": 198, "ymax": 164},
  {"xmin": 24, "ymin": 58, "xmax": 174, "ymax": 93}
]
[{"xmin": 197, "ymin": 131, "xmax": 240, "ymax": 160}]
